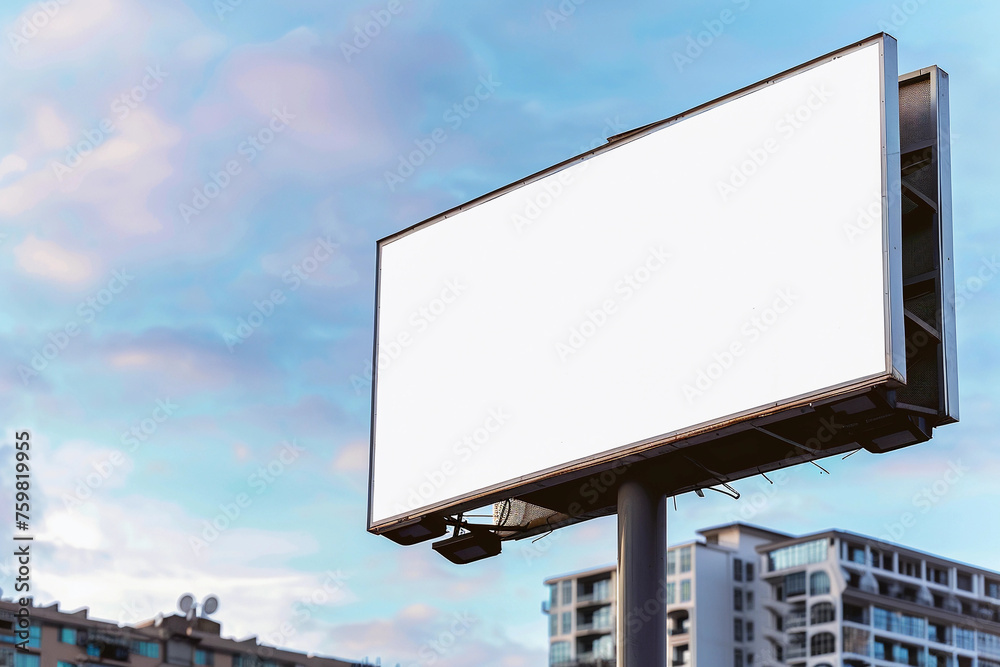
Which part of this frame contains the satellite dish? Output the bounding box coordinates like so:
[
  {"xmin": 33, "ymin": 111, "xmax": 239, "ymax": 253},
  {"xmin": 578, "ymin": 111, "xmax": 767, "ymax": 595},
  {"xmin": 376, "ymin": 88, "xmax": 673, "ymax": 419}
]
[
  {"xmin": 178, "ymin": 594, "xmax": 195, "ymax": 613},
  {"xmin": 202, "ymin": 595, "xmax": 219, "ymax": 615}
]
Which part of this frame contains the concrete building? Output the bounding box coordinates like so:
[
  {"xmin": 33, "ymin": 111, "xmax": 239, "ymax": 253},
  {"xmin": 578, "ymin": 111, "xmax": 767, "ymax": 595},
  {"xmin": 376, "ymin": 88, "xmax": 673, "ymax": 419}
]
[
  {"xmin": 544, "ymin": 565, "xmax": 617, "ymax": 666},
  {"xmin": 0, "ymin": 600, "xmax": 371, "ymax": 667},
  {"xmin": 545, "ymin": 523, "xmax": 1000, "ymax": 667}
]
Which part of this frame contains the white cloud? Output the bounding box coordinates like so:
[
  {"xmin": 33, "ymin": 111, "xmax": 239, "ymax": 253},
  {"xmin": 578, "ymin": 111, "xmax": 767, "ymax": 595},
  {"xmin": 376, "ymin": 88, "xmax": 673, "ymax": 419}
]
[
  {"xmin": 13, "ymin": 234, "xmax": 96, "ymax": 284},
  {"xmin": 0, "ymin": 154, "xmax": 28, "ymax": 180}
]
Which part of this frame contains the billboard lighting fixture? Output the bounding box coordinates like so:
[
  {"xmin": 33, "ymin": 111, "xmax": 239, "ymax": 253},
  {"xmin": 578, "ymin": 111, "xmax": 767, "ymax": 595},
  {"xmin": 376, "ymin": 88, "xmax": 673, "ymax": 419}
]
[
  {"xmin": 432, "ymin": 528, "xmax": 502, "ymax": 564},
  {"xmin": 382, "ymin": 515, "xmax": 448, "ymax": 546}
]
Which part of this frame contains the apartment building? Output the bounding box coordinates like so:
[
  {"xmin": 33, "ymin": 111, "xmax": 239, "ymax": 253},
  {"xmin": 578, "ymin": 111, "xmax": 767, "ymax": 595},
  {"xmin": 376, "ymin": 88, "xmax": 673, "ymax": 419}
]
[
  {"xmin": 545, "ymin": 523, "xmax": 1000, "ymax": 667},
  {"xmin": 544, "ymin": 565, "xmax": 617, "ymax": 666},
  {"xmin": 0, "ymin": 599, "xmax": 371, "ymax": 667}
]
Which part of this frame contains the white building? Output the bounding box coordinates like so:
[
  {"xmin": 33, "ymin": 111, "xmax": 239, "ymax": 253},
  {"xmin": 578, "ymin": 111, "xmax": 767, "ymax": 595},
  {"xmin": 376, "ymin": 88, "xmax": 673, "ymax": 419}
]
[{"xmin": 545, "ymin": 523, "xmax": 1000, "ymax": 667}]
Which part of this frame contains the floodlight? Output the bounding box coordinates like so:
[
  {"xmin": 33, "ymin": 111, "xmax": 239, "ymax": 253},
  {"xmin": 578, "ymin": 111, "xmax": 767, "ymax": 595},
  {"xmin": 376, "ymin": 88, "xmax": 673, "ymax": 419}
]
[
  {"xmin": 432, "ymin": 530, "xmax": 502, "ymax": 564},
  {"xmin": 383, "ymin": 515, "xmax": 448, "ymax": 546}
]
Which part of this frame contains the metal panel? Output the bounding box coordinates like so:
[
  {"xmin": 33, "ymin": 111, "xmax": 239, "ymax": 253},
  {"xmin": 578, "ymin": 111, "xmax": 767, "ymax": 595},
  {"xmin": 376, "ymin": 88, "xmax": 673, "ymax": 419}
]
[{"xmin": 369, "ymin": 34, "xmax": 900, "ymax": 531}]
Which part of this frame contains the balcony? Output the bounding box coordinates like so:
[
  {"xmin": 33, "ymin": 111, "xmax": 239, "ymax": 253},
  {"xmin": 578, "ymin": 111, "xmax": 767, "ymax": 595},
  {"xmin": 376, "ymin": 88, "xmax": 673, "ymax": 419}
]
[
  {"xmin": 575, "ymin": 621, "xmax": 612, "ymax": 633},
  {"xmin": 785, "ymin": 612, "xmax": 806, "ymax": 630},
  {"xmin": 577, "ymin": 592, "xmax": 610, "ymax": 605},
  {"xmin": 785, "ymin": 646, "xmax": 807, "ymax": 660}
]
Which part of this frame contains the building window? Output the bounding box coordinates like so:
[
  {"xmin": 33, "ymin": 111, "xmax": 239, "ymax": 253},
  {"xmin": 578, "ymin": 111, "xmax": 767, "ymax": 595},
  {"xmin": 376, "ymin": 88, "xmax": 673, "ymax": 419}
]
[
  {"xmin": 767, "ymin": 539, "xmax": 827, "ymax": 571},
  {"xmin": 680, "ymin": 579, "xmax": 691, "ymax": 602},
  {"xmin": 810, "ymin": 571, "xmax": 831, "ymax": 595},
  {"xmin": 550, "ymin": 584, "xmax": 558, "ymax": 608},
  {"xmin": 746, "ymin": 591, "xmax": 754, "ymax": 610},
  {"xmin": 666, "ymin": 582, "xmax": 676, "ymax": 604},
  {"xmin": 956, "ymin": 571, "xmax": 973, "ymax": 592},
  {"xmin": 25, "ymin": 625, "xmax": 41, "ymax": 649},
  {"xmin": 979, "ymin": 630, "xmax": 1000, "ymax": 657},
  {"xmin": 734, "ymin": 619, "xmax": 743, "ymax": 642},
  {"xmin": 734, "ymin": 558, "xmax": 744, "ymax": 582},
  {"xmin": 195, "ymin": 650, "xmax": 214, "ymax": 666},
  {"xmin": 59, "ymin": 627, "xmax": 77, "ymax": 644},
  {"xmin": 667, "ymin": 550, "xmax": 676, "ymax": 575},
  {"xmin": 987, "ymin": 579, "xmax": 1000, "ymax": 599},
  {"xmin": 846, "ymin": 543, "xmax": 866, "ymax": 564},
  {"xmin": 746, "ymin": 622, "xmax": 754, "ymax": 641},
  {"xmin": 550, "ymin": 641, "xmax": 571, "ymax": 665},
  {"xmin": 746, "ymin": 562, "xmax": 754, "ymax": 581},
  {"xmin": 561, "ymin": 580, "xmax": 572, "ymax": 606},
  {"xmin": 14, "ymin": 655, "xmax": 39, "ymax": 667},
  {"xmin": 954, "ymin": 626, "xmax": 975, "ymax": 650},
  {"xmin": 810, "ymin": 632, "xmax": 835, "ymax": 656},
  {"xmin": 680, "ymin": 547, "xmax": 692, "ymax": 573},
  {"xmin": 561, "ymin": 612, "xmax": 571, "ymax": 635},
  {"xmin": 810, "ymin": 602, "xmax": 835, "ymax": 624},
  {"xmin": 132, "ymin": 641, "xmax": 161, "ymax": 659},
  {"xmin": 734, "ymin": 648, "xmax": 743, "ymax": 667},
  {"xmin": 926, "ymin": 565, "xmax": 948, "ymax": 585},
  {"xmin": 899, "ymin": 556, "xmax": 920, "ymax": 578},
  {"xmin": 785, "ymin": 571, "xmax": 806, "ymax": 597},
  {"xmin": 58, "ymin": 662, "xmax": 76, "ymax": 667},
  {"xmin": 734, "ymin": 588, "xmax": 743, "ymax": 611},
  {"xmin": 549, "ymin": 614, "xmax": 558, "ymax": 637}
]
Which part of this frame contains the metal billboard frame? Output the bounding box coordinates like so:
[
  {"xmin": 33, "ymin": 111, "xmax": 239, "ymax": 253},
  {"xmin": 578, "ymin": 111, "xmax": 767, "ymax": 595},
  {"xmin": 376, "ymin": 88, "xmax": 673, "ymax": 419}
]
[{"xmin": 368, "ymin": 33, "xmax": 908, "ymax": 535}]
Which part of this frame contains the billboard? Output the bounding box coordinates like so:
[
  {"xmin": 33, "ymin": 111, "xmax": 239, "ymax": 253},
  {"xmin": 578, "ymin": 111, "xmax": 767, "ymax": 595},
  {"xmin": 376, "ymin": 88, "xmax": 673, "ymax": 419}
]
[{"xmin": 369, "ymin": 34, "xmax": 909, "ymax": 533}]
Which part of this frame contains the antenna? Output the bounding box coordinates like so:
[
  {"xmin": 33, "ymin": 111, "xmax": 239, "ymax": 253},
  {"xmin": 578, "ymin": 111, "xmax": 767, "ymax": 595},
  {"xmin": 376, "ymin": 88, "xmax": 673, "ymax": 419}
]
[
  {"xmin": 202, "ymin": 595, "xmax": 219, "ymax": 615},
  {"xmin": 177, "ymin": 593, "xmax": 221, "ymax": 620}
]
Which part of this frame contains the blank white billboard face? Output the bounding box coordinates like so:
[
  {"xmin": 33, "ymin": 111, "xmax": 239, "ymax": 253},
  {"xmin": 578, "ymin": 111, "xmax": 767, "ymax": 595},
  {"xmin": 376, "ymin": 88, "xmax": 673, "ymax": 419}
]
[{"xmin": 370, "ymin": 37, "xmax": 901, "ymax": 529}]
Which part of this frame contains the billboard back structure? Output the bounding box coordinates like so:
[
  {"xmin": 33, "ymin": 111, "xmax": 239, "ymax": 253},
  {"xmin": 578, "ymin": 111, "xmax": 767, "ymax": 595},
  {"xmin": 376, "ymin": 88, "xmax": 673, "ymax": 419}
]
[{"xmin": 368, "ymin": 33, "xmax": 958, "ymax": 541}]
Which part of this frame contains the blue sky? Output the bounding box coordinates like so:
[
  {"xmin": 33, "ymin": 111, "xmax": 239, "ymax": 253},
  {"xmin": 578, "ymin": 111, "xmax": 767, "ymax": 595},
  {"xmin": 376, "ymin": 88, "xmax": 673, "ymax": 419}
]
[{"xmin": 0, "ymin": 1, "xmax": 997, "ymax": 665}]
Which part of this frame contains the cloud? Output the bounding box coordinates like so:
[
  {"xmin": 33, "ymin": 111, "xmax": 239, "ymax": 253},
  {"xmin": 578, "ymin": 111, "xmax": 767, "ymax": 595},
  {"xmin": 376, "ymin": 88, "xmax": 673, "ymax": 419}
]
[
  {"xmin": 0, "ymin": 153, "xmax": 28, "ymax": 180},
  {"xmin": 13, "ymin": 235, "xmax": 97, "ymax": 284},
  {"xmin": 333, "ymin": 441, "xmax": 368, "ymax": 473},
  {"xmin": 324, "ymin": 604, "xmax": 546, "ymax": 667}
]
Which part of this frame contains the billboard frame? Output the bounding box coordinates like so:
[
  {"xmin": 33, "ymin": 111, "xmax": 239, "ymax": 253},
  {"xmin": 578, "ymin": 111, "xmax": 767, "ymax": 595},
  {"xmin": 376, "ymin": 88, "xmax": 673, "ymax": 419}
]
[{"xmin": 368, "ymin": 32, "xmax": 903, "ymax": 534}]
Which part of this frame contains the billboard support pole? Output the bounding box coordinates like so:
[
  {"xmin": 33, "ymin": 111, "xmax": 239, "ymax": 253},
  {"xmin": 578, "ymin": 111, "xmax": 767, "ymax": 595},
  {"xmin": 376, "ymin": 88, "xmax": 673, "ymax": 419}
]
[{"xmin": 616, "ymin": 478, "xmax": 667, "ymax": 667}]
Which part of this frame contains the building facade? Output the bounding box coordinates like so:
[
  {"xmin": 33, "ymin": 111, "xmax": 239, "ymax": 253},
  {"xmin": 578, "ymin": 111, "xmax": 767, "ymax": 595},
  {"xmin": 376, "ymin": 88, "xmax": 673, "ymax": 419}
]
[
  {"xmin": 544, "ymin": 565, "xmax": 617, "ymax": 666},
  {"xmin": 0, "ymin": 600, "xmax": 370, "ymax": 667},
  {"xmin": 545, "ymin": 523, "xmax": 1000, "ymax": 667}
]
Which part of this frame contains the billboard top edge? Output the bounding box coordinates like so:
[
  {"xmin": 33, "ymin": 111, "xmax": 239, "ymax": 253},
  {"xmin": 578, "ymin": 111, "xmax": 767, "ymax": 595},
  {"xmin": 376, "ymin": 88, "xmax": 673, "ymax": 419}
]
[{"xmin": 376, "ymin": 32, "xmax": 894, "ymax": 248}]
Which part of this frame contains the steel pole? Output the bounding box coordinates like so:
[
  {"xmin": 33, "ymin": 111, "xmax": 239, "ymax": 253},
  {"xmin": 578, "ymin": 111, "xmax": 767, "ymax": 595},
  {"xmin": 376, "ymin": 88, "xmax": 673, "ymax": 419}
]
[{"xmin": 616, "ymin": 478, "xmax": 667, "ymax": 667}]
